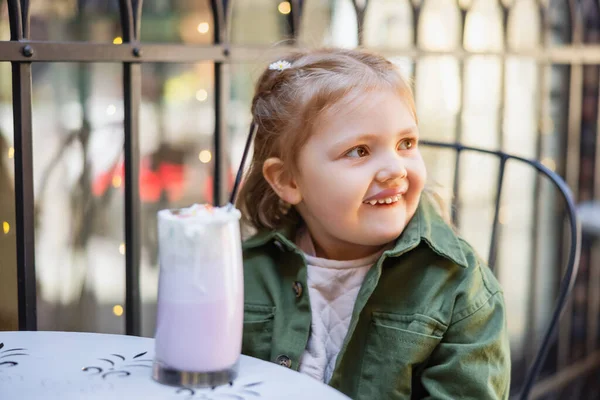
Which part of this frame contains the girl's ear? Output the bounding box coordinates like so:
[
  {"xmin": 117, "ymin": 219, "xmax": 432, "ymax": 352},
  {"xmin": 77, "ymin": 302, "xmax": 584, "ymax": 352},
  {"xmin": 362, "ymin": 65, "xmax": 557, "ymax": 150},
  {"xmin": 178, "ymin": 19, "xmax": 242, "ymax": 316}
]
[{"xmin": 262, "ymin": 157, "xmax": 302, "ymax": 205}]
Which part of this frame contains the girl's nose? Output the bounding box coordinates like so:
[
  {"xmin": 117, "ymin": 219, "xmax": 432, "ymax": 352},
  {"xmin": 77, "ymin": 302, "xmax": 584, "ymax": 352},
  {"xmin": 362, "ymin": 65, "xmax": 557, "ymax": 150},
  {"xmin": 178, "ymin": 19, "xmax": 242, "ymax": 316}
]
[{"xmin": 375, "ymin": 156, "xmax": 408, "ymax": 185}]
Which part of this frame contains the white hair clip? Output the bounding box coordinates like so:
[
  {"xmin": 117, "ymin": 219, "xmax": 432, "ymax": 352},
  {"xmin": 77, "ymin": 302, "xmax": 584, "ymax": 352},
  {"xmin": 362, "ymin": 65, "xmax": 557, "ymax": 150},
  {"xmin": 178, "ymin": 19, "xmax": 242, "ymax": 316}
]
[{"xmin": 269, "ymin": 60, "xmax": 292, "ymax": 72}]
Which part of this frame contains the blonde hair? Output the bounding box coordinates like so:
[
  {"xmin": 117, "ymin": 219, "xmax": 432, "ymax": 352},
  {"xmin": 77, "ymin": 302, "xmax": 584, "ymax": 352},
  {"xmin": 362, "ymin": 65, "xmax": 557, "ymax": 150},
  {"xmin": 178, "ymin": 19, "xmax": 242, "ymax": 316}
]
[{"xmin": 237, "ymin": 48, "xmax": 417, "ymax": 231}]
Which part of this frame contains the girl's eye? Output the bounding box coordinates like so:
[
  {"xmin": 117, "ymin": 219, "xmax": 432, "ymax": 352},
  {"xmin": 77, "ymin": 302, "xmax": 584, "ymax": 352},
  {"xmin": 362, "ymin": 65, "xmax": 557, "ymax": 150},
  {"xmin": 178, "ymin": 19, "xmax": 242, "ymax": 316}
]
[
  {"xmin": 346, "ymin": 146, "xmax": 369, "ymax": 158},
  {"xmin": 398, "ymin": 138, "xmax": 416, "ymax": 150}
]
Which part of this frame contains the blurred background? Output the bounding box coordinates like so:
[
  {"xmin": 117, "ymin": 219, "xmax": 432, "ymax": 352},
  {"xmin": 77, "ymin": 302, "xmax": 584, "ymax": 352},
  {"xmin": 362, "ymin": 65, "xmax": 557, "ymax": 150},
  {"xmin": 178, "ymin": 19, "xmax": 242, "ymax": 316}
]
[{"xmin": 1, "ymin": 0, "xmax": 599, "ymax": 398}]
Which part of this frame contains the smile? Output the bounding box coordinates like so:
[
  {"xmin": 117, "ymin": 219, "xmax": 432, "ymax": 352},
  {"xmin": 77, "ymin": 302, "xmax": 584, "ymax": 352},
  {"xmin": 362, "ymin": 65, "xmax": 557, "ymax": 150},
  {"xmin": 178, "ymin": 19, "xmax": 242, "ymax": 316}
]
[{"xmin": 363, "ymin": 195, "xmax": 401, "ymax": 205}]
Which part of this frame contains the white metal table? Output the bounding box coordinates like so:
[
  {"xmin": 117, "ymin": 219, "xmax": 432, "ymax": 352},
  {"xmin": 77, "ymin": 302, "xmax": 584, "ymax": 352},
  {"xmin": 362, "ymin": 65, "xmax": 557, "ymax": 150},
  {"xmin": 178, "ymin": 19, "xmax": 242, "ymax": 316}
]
[{"xmin": 0, "ymin": 331, "xmax": 350, "ymax": 400}]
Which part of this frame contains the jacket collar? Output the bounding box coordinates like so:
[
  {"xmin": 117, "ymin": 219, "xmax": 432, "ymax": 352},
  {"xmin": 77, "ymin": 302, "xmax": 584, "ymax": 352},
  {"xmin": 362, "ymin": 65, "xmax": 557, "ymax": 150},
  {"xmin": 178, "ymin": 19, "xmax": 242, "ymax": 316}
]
[
  {"xmin": 242, "ymin": 194, "xmax": 469, "ymax": 268},
  {"xmin": 385, "ymin": 195, "xmax": 468, "ymax": 268},
  {"xmin": 242, "ymin": 220, "xmax": 299, "ymax": 253}
]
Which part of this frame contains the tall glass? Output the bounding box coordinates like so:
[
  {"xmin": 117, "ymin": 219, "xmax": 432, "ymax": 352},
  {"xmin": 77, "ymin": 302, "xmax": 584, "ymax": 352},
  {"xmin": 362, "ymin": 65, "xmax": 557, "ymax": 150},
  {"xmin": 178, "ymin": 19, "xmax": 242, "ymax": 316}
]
[{"xmin": 152, "ymin": 205, "xmax": 243, "ymax": 388}]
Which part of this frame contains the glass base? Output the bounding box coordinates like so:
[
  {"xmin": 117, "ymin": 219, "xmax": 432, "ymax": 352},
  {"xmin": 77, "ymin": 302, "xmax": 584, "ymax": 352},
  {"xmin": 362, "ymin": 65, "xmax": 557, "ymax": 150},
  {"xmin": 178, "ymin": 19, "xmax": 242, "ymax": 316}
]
[{"xmin": 152, "ymin": 360, "xmax": 238, "ymax": 388}]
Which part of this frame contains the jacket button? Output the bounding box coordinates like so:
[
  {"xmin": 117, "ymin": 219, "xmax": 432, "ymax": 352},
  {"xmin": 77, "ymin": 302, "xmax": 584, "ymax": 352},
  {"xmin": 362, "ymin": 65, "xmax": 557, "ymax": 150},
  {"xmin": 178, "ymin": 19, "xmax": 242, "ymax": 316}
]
[
  {"xmin": 275, "ymin": 354, "xmax": 292, "ymax": 368},
  {"xmin": 293, "ymin": 281, "xmax": 303, "ymax": 298}
]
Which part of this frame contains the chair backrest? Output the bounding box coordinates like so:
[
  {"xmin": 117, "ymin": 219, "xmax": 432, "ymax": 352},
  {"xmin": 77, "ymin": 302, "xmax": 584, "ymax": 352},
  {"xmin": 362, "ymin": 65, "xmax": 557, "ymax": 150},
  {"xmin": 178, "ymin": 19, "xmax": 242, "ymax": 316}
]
[{"xmin": 420, "ymin": 140, "xmax": 582, "ymax": 400}]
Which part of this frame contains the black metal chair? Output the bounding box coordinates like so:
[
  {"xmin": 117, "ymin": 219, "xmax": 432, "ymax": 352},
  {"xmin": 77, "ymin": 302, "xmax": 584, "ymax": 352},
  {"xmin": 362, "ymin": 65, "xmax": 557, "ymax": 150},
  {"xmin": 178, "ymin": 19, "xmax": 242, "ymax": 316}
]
[{"xmin": 420, "ymin": 140, "xmax": 582, "ymax": 400}]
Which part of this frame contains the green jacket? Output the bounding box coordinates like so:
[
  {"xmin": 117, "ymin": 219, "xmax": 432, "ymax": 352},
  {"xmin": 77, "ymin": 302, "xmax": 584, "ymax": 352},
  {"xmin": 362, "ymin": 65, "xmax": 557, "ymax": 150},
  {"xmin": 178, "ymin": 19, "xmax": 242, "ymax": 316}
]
[{"xmin": 242, "ymin": 198, "xmax": 511, "ymax": 399}]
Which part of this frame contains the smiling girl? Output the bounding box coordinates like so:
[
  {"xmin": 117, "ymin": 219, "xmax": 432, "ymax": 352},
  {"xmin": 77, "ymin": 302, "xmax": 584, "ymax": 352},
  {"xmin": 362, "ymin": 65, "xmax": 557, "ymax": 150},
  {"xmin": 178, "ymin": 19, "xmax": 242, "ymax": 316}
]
[{"xmin": 237, "ymin": 48, "xmax": 510, "ymax": 400}]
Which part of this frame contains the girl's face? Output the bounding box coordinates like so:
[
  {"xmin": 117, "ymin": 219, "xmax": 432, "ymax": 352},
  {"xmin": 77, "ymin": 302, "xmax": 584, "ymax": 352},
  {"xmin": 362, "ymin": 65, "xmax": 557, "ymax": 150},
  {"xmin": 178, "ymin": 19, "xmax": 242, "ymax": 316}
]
[{"xmin": 293, "ymin": 90, "xmax": 426, "ymax": 260}]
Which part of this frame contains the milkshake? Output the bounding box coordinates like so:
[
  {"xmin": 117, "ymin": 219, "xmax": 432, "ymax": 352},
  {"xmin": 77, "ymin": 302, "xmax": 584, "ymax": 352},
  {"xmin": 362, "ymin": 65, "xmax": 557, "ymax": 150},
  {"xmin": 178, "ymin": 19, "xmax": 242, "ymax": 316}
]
[{"xmin": 153, "ymin": 204, "xmax": 243, "ymax": 388}]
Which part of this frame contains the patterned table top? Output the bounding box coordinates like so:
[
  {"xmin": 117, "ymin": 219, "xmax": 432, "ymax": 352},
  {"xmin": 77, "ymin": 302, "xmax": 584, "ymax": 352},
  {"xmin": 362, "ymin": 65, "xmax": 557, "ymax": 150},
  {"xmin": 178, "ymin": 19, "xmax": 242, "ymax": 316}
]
[{"xmin": 0, "ymin": 331, "xmax": 349, "ymax": 400}]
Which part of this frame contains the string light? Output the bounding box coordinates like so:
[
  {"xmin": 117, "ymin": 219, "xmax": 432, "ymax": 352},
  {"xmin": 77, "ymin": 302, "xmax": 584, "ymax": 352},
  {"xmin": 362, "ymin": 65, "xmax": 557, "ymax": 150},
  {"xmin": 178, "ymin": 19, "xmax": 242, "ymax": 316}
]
[
  {"xmin": 196, "ymin": 89, "xmax": 208, "ymax": 102},
  {"xmin": 112, "ymin": 175, "xmax": 122, "ymax": 188},
  {"xmin": 197, "ymin": 22, "xmax": 210, "ymax": 34},
  {"xmin": 278, "ymin": 1, "xmax": 291, "ymax": 14},
  {"xmin": 113, "ymin": 305, "xmax": 124, "ymax": 316},
  {"xmin": 199, "ymin": 150, "xmax": 212, "ymax": 163}
]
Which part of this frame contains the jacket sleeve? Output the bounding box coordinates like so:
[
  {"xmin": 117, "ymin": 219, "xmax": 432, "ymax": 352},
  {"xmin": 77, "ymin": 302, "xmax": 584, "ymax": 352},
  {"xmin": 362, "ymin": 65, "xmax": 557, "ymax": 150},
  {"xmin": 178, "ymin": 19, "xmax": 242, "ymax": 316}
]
[{"xmin": 419, "ymin": 289, "xmax": 511, "ymax": 399}]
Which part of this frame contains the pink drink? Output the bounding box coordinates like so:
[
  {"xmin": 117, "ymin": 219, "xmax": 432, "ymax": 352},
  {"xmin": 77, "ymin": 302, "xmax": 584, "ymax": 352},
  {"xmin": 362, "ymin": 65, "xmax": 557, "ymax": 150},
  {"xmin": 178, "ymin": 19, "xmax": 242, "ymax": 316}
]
[
  {"xmin": 155, "ymin": 300, "xmax": 242, "ymax": 371},
  {"xmin": 154, "ymin": 204, "xmax": 243, "ymax": 386}
]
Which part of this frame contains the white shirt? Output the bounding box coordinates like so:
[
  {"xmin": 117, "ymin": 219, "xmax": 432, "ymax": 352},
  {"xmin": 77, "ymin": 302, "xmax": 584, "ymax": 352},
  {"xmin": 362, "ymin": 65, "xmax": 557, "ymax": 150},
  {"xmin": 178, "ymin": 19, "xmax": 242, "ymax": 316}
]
[{"xmin": 295, "ymin": 228, "xmax": 386, "ymax": 383}]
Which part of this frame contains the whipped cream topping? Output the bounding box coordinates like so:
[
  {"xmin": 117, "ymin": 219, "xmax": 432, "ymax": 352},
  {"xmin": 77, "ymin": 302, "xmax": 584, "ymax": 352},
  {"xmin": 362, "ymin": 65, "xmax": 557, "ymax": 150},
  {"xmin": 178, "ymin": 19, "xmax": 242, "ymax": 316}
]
[{"xmin": 159, "ymin": 203, "xmax": 241, "ymax": 224}]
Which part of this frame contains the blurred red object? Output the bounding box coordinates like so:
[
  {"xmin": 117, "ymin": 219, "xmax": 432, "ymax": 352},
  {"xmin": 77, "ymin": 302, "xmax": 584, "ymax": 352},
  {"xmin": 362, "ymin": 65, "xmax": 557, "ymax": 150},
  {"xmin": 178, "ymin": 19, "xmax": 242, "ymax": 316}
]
[
  {"xmin": 159, "ymin": 162, "xmax": 185, "ymax": 202},
  {"xmin": 92, "ymin": 158, "xmax": 185, "ymax": 203}
]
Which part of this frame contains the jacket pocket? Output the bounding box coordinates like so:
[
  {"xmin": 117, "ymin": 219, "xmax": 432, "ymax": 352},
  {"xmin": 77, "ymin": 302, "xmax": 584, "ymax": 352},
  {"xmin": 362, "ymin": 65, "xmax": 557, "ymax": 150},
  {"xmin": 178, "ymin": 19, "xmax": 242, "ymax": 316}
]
[
  {"xmin": 242, "ymin": 304, "xmax": 275, "ymax": 361},
  {"xmin": 358, "ymin": 312, "xmax": 444, "ymax": 400}
]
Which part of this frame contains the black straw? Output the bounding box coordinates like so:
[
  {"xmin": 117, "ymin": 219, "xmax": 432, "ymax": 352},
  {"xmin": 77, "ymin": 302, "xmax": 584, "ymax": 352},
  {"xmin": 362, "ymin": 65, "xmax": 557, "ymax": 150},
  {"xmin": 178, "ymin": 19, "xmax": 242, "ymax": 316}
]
[{"xmin": 229, "ymin": 122, "xmax": 258, "ymax": 205}]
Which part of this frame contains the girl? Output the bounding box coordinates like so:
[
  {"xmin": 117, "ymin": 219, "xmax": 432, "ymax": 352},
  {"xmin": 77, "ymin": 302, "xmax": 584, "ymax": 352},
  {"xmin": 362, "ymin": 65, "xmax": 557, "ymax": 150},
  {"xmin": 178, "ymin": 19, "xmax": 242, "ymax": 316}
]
[{"xmin": 237, "ymin": 49, "xmax": 510, "ymax": 400}]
